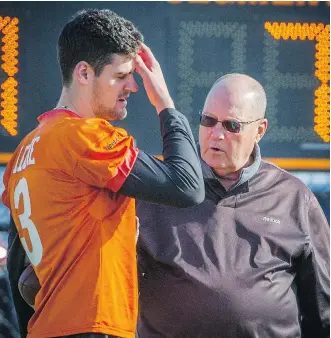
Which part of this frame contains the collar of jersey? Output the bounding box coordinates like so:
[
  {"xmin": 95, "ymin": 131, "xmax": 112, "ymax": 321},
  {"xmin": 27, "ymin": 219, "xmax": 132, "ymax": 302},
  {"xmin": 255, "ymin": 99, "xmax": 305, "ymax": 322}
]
[{"xmin": 38, "ymin": 108, "xmax": 81, "ymax": 123}]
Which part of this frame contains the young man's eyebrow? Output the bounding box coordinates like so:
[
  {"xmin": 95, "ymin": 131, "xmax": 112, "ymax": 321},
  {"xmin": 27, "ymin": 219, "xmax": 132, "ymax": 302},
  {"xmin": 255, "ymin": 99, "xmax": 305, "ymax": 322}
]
[{"xmin": 115, "ymin": 71, "xmax": 132, "ymax": 75}]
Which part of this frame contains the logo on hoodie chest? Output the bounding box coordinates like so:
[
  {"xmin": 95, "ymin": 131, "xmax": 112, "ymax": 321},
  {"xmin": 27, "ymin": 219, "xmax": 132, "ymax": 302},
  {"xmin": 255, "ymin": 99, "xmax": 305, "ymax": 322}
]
[{"xmin": 263, "ymin": 216, "xmax": 280, "ymax": 224}]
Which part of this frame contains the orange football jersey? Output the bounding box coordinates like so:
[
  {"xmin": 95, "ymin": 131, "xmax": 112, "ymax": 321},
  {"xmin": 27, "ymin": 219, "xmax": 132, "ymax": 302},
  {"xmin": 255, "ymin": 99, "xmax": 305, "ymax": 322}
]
[{"xmin": 2, "ymin": 109, "xmax": 139, "ymax": 337}]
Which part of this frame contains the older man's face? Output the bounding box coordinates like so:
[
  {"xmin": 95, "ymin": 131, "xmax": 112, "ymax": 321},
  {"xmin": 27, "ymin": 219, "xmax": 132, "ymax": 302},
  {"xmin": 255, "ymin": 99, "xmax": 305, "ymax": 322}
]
[{"xmin": 198, "ymin": 87, "xmax": 265, "ymax": 177}]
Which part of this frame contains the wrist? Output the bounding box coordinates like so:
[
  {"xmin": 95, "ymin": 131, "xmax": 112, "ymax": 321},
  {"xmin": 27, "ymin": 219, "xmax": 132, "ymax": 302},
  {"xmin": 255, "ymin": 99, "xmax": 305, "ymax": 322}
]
[{"xmin": 156, "ymin": 99, "xmax": 175, "ymax": 114}]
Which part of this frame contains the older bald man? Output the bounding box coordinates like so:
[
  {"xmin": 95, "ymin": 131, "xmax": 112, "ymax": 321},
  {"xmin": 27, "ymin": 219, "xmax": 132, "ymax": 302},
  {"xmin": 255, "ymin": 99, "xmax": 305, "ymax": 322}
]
[{"xmin": 136, "ymin": 74, "xmax": 330, "ymax": 338}]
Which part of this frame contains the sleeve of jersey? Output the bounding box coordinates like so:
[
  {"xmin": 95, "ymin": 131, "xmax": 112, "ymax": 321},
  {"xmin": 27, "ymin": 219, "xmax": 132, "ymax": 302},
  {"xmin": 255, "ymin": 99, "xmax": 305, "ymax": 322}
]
[{"xmin": 68, "ymin": 119, "xmax": 138, "ymax": 192}]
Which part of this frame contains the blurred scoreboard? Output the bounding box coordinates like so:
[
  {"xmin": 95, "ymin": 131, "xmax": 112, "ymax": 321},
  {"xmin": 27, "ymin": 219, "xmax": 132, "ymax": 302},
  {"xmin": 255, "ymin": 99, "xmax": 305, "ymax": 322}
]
[{"xmin": 0, "ymin": 1, "xmax": 329, "ymax": 169}]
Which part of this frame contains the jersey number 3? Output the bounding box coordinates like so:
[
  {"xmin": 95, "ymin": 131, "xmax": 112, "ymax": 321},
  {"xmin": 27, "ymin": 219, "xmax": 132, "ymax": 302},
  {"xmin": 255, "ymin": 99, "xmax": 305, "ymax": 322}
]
[{"xmin": 14, "ymin": 177, "xmax": 43, "ymax": 266}]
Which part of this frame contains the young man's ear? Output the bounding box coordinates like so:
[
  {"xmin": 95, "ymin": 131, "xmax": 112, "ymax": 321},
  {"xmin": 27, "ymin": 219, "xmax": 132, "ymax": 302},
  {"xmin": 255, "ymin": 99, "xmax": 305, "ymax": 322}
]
[{"xmin": 75, "ymin": 61, "xmax": 90, "ymax": 84}]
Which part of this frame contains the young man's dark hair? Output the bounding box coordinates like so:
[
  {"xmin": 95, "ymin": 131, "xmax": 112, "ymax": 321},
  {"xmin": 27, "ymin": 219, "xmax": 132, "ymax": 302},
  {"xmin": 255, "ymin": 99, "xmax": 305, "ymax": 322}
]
[{"xmin": 58, "ymin": 9, "xmax": 143, "ymax": 86}]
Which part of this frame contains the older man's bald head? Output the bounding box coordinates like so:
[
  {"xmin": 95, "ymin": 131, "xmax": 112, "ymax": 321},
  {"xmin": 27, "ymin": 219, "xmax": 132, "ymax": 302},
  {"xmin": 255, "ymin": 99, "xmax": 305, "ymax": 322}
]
[{"xmin": 205, "ymin": 73, "xmax": 267, "ymax": 119}]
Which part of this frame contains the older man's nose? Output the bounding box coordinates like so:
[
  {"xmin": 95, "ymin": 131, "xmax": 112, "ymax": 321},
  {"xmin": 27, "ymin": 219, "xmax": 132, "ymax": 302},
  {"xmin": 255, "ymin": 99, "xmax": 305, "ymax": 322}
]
[{"xmin": 210, "ymin": 124, "xmax": 225, "ymax": 140}]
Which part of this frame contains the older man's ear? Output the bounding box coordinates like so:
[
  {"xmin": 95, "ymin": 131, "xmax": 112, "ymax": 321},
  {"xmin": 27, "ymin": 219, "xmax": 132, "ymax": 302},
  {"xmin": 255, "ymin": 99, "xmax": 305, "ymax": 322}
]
[{"xmin": 256, "ymin": 119, "xmax": 268, "ymax": 143}]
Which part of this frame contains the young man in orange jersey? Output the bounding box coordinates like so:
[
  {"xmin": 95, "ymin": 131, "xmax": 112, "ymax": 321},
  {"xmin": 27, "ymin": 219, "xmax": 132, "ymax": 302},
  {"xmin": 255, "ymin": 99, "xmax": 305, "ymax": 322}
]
[{"xmin": 3, "ymin": 9, "xmax": 204, "ymax": 338}]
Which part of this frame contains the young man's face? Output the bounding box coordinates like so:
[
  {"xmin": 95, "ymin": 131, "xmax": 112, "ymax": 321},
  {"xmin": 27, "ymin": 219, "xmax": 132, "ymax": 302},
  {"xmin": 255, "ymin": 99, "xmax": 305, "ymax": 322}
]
[{"xmin": 91, "ymin": 54, "xmax": 138, "ymax": 121}]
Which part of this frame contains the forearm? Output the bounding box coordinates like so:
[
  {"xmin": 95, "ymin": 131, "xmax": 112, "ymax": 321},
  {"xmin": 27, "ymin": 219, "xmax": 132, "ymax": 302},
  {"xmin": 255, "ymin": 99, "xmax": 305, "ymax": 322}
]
[{"xmin": 119, "ymin": 108, "xmax": 204, "ymax": 207}]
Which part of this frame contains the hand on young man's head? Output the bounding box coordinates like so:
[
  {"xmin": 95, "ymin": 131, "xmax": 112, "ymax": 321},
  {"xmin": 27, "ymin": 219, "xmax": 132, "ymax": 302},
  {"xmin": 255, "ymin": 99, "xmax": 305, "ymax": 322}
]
[
  {"xmin": 134, "ymin": 43, "xmax": 174, "ymax": 113},
  {"xmin": 136, "ymin": 43, "xmax": 156, "ymax": 72}
]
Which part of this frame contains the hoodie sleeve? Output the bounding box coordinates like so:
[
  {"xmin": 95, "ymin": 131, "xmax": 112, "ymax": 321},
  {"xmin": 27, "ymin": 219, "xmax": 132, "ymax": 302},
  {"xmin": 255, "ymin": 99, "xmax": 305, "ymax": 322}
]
[{"xmin": 296, "ymin": 193, "xmax": 330, "ymax": 338}]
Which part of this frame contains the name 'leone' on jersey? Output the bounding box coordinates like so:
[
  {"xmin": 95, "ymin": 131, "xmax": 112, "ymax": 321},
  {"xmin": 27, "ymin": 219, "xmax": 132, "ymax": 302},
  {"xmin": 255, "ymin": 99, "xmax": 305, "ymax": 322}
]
[{"xmin": 13, "ymin": 136, "xmax": 40, "ymax": 174}]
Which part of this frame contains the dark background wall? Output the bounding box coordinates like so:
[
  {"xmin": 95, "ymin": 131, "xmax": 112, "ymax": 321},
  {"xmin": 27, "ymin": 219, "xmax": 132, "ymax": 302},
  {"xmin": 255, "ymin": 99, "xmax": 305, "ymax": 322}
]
[{"xmin": 0, "ymin": 1, "xmax": 329, "ymax": 159}]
